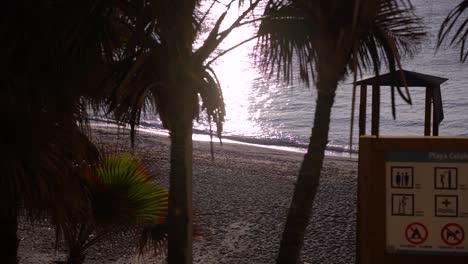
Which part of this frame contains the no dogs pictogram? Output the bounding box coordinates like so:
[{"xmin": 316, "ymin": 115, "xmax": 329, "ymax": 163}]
[
  {"xmin": 441, "ymin": 223, "xmax": 465, "ymax": 246},
  {"xmin": 405, "ymin": 222, "xmax": 428, "ymax": 245}
]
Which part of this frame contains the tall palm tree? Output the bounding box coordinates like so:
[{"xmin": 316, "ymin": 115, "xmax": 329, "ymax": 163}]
[
  {"xmin": 256, "ymin": 0, "xmax": 425, "ymax": 263},
  {"xmin": 437, "ymin": 0, "xmax": 467, "ymax": 62},
  {"xmin": 108, "ymin": 1, "xmax": 263, "ymax": 263}
]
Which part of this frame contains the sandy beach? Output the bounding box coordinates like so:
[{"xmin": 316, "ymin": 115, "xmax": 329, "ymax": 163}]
[{"xmin": 18, "ymin": 126, "xmax": 358, "ymax": 264}]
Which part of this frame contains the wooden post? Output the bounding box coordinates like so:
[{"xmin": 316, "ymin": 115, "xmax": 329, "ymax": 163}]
[
  {"xmin": 371, "ymin": 82, "xmax": 380, "ymax": 136},
  {"xmin": 432, "ymin": 109, "xmax": 439, "ymax": 136},
  {"xmin": 424, "ymin": 87, "xmax": 432, "ymax": 136},
  {"xmin": 433, "ymin": 85, "xmax": 440, "ymax": 136},
  {"xmin": 359, "ymin": 84, "xmax": 367, "ymax": 136},
  {"xmin": 349, "ymin": 85, "xmax": 357, "ymax": 150}
]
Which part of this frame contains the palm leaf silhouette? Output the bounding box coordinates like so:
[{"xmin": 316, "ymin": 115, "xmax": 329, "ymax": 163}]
[
  {"xmin": 61, "ymin": 154, "xmax": 168, "ymax": 264},
  {"xmin": 437, "ymin": 0, "xmax": 467, "ymax": 62}
]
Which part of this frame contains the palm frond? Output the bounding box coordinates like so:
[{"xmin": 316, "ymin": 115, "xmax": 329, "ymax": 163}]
[
  {"xmin": 0, "ymin": 0, "xmax": 151, "ymax": 222},
  {"xmin": 0, "ymin": 97, "xmax": 99, "ymax": 219},
  {"xmin": 437, "ymin": 0, "xmax": 467, "ymax": 62},
  {"xmin": 256, "ymin": 2, "xmax": 317, "ymax": 86},
  {"xmin": 257, "ymin": 0, "xmax": 424, "ymax": 125},
  {"xmin": 199, "ymin": 66, "xmax": 226, "ymax": 140},
  {"xmin": 61, "ymin": 154, "xmax": 168, "ymax": 262},
  {"xmin": 90, "ymin": 154, "xmax": 168, "ymax": 229},
  {"xmin": 138, "ymin": 221, "xmax": 169, "ymax": 257},
  {"xmin": 354, "ymin": 0, "xmax": 425, "ymax": 111},
  {"xmin": 257, "ymin": 0, "xmax": 424, "ymax": 88}
]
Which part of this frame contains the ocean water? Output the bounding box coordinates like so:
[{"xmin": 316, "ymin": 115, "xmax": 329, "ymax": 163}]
[{"xmin": 129, "ymin": 0, "xmax": 467, "ymax": 156}]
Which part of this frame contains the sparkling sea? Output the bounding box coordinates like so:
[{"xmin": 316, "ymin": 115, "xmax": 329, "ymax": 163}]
[{"xmin": 102, "ymin": 0, "xmax": 468, "ymax": 157}]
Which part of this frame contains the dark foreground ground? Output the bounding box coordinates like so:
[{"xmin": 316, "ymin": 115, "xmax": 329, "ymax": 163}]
[{"xmin": 18, "ymin": 127, "xmax": 358, "ymax": 264}]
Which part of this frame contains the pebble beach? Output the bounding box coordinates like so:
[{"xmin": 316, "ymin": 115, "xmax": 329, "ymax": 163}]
[{"xmin": 18, "ymin": 126, "xmax": 358, "ymax": 264}]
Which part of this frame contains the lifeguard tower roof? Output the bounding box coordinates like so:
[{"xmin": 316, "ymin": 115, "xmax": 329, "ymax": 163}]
[
  {"xmin": 355, "ymin": 69, "xmax": 448, "ymax": 87},
  {"xmin": 353, "ymin": 69, "xmax": 448, "ymax": 137}
]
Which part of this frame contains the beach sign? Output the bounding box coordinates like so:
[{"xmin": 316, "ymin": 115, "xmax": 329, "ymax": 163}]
[
  {"xmin": 385, "ymin": 151, "xmax": 468, "ymax": 255},
  {"xmin": 358, "ymin": 136, "xmax": 468, "ymax": 264}
]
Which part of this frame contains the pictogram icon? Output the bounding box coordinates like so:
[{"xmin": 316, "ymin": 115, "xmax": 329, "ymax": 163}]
[
  {"xmin": 405, "ymin": 222, "xmax": 428, "ymax": 245},
  {"xmin": 434, "ymin": 167, "xmax": 458, "ymax": 190},
  {"xmin": 392, "ymin": 194, "xmax": 414, "ymax": 216},
  {"xmin": 391, "ymin": 167, "xmax": 414, "ymax": 189},
  {"xmin": 441, "ymin": 223, "xmax": 465, "ymax": 246}
]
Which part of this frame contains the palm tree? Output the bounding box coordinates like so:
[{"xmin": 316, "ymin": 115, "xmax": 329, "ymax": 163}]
[
  {"xmin": 108, "ymin": 1, "xmax": 264, "ymax": 262},
  {"xmin": 437, "ymin": 0, "xmax": 467, "ymax": 62},
  {"xmin": 256, "ymin": 0, "xmax": 425, "ymax": 263},
  {"xmin": 0, "ymin": 1, "xmax": 163, "ymax": 263}
]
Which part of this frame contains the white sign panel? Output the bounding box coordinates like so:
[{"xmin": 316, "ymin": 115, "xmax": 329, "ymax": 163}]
[{"xmin": 386, "ymin": 151, "xmax": 468, "ymax": 255}]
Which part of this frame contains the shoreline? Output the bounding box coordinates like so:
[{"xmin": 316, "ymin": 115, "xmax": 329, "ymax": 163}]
[
  {"xmin": 18, "ymin": 126, "xmax": 358, "ymax": 264},
  {"xmin": 90, "ymin": 121, "xmax": 359, "ymax": 159}
]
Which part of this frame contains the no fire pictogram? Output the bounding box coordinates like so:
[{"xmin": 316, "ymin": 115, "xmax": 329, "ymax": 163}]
[
  {"xmin": 441, "ymin": 223, "xmax": 465, "ymax": 246},
  {"xmin": 405, "ymin": 222, "xmax": 428, "ymax": 245}
]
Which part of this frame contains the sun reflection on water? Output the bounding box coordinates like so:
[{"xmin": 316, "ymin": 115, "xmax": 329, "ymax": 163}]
[{"xmin": 197, "ymin": 0, "xmax": 266, "ymax": 138}]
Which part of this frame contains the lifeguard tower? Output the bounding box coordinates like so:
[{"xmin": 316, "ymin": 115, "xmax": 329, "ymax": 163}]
[{"xmin": 354, "ymin": 69, "xmax": 447, "ymax": 136}]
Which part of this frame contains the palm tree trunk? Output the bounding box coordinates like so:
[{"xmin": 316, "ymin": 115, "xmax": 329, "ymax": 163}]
[
  {"xmin": 0, "ymin": 207, "xmax": 19, "ymax": 264},
  {"xmin": 277, "ymin": 78, "xmax": 337, "ymax": 264},
  {"xmin": 67, "ymin": 249, "xmax": 85, "ymax": 264},
  {"xmin": 167, "ymin": 125, "xmax": 193, "ymax": 264}
]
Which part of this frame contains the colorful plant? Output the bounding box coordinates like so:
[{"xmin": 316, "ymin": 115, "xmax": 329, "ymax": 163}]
[{"xmin": 61, "ymin": 154, "xmax": 168, "ymax": 264}]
